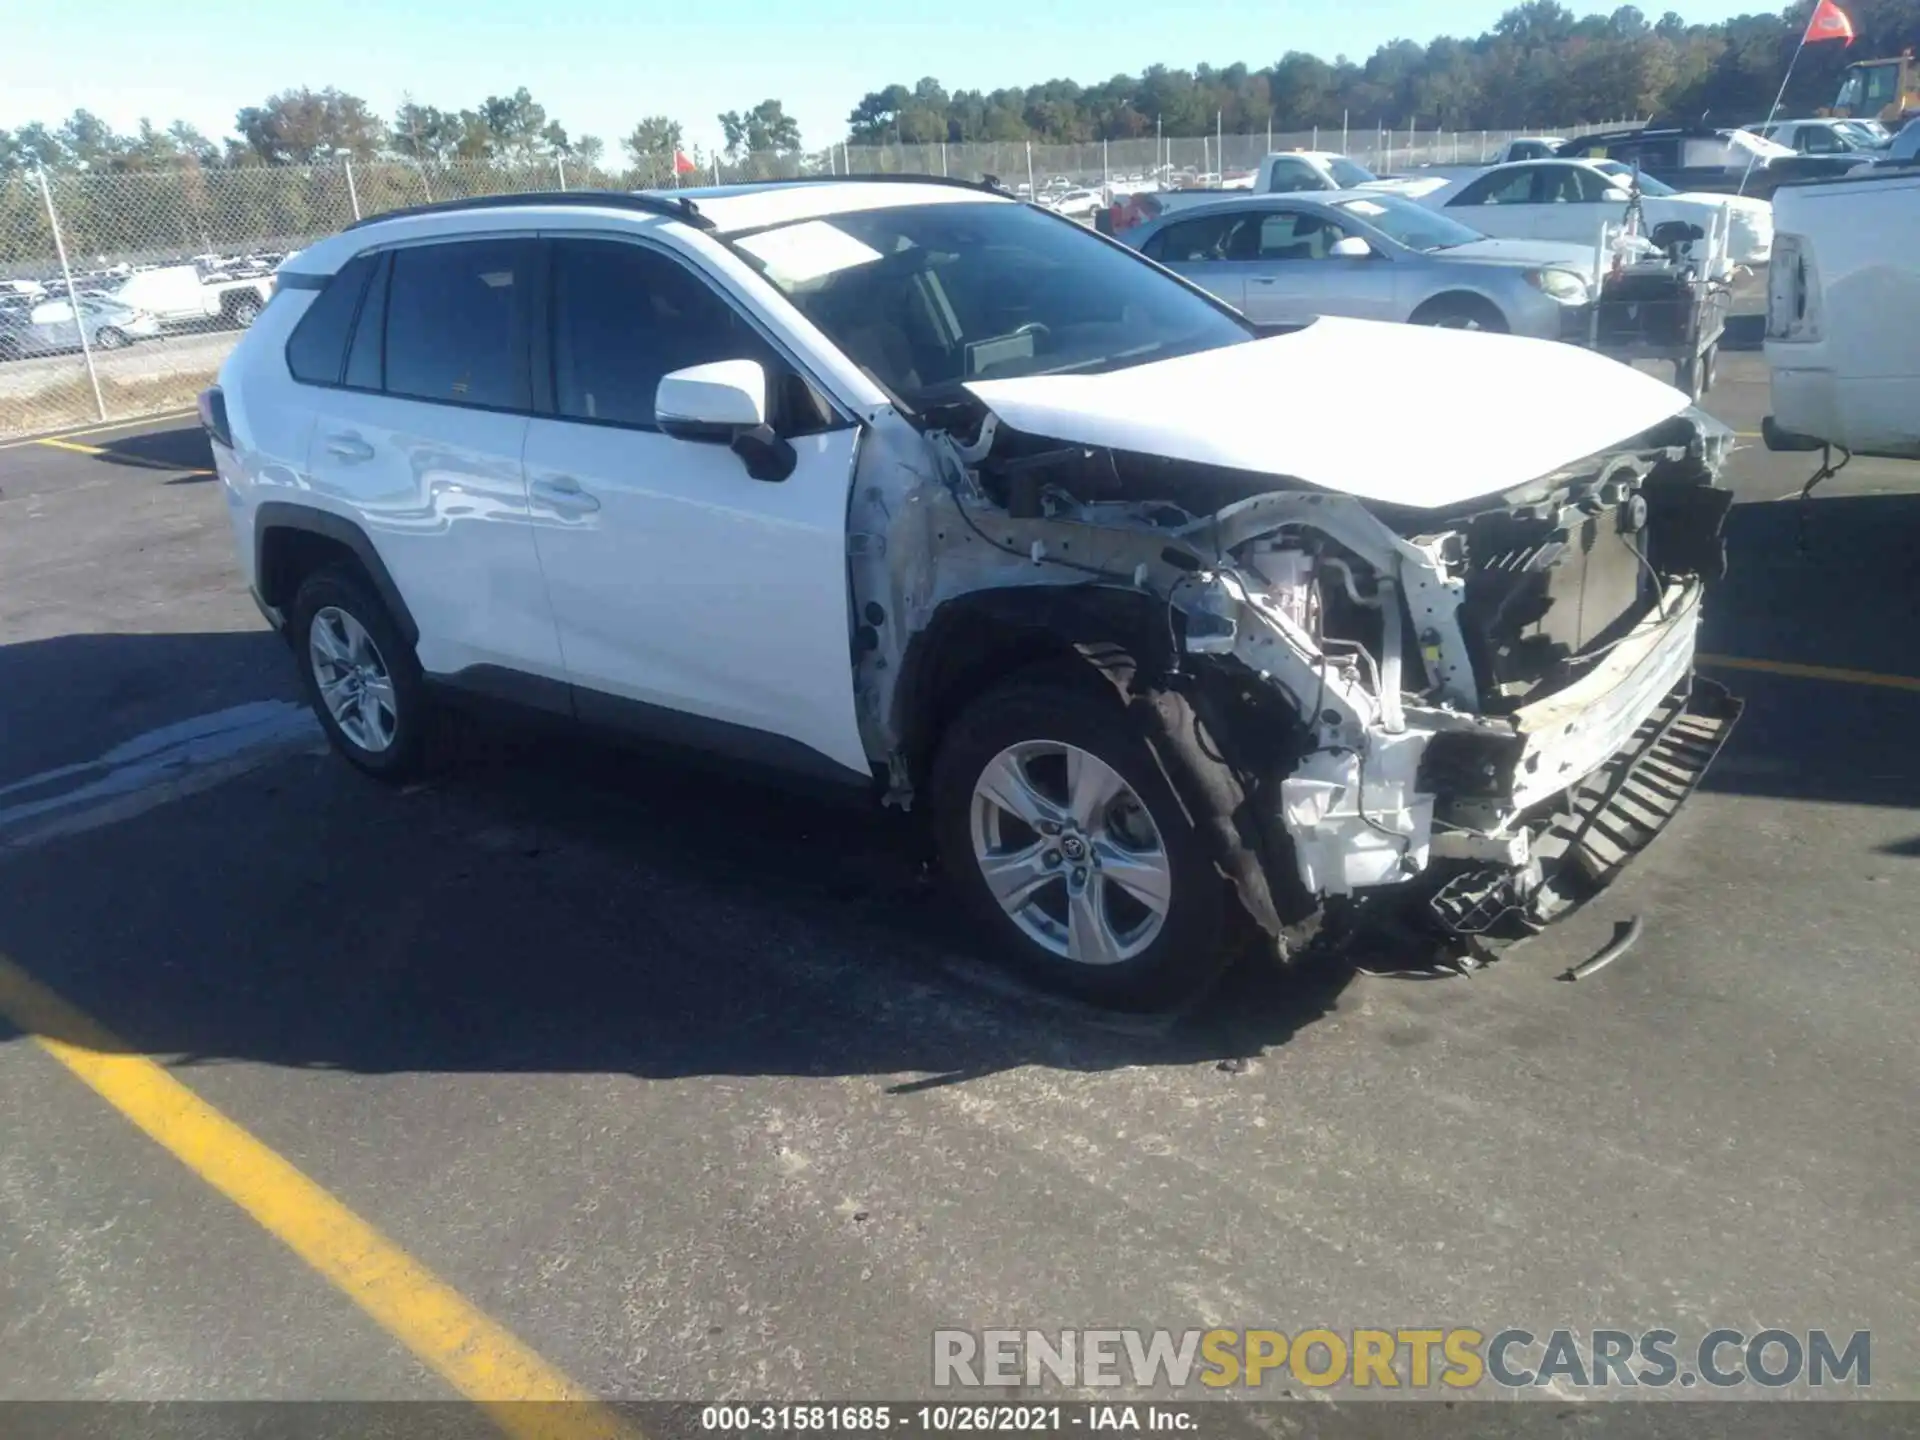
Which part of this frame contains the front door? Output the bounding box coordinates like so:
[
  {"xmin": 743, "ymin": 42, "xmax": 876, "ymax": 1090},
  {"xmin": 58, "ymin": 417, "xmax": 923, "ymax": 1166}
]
[
  {"xmin": 521, "ymin": 236, "xmax": 869, "ymax": 778},
  {"xmin": 1237, "ymin": 207, "xmax": 1399, "ymax": 325}
]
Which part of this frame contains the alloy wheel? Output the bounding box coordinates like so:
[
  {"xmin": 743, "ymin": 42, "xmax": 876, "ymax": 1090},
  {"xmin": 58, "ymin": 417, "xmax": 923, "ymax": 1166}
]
[
  {"xmin": 968, "ymin": 739, "xmax": 1173, "ymax": 966},
  {"xmin": 309, "ymin": 605, "xmax": 398, "ymax": 753}
]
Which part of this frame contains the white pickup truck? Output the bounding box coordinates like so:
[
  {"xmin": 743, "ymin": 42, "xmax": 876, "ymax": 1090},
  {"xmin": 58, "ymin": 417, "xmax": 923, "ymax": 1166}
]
[
  {"xmin": 1764, "ymin": 167, "xmax": 1920, "ymax": 458},
  {"xmin": 110, "ymin": 264, "xmax": 275, "ymax": 331}
]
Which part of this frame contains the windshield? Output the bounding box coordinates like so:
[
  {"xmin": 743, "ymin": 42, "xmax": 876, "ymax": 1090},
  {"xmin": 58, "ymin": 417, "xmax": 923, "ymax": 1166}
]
[
  {"xmin": 1839, "ymin": 120, "xmax": 1890, "ymax": 147},
  {"xmin": 1327, "ymin": 158, "xmax": 1379, "ymax": 187},
  {"xmin": 1592, "ymin": 159, "xmax": 1677, "ymax": 195},
  {"xmin": 733, "ymin": 201, "xmax": 1252, "ymax": 408},
  {"xmin": 1330, "ymin": 195, "xmax": 1484, "ymax": 251}
]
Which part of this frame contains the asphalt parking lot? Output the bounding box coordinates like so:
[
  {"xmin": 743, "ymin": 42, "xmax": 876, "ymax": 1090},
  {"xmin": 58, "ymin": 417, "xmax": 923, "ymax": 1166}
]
[{"xmin": 1, "ymin": 350, "xmax": 1916, "ymax": 1419}]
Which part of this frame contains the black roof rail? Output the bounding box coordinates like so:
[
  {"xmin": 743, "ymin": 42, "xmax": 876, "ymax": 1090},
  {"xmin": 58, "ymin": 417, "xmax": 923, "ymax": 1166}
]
[
  {"xmin": 677, "ymin": 172, "xmax": 1012, "ymax": 195},
  {"xmin": 344, "ymin": 189, "xmax": 713, "ymax": 232}
]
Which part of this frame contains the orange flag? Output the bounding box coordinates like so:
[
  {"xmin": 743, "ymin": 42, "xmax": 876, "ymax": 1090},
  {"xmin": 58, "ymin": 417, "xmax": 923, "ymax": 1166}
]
[{"xmin": 1805, "ymin": 0, "xmax": 1854, "ymax": 45}]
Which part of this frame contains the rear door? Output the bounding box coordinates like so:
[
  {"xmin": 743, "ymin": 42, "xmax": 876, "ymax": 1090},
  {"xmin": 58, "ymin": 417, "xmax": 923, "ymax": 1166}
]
[
  {"xmin": 1141, "ymin": 212, "xmax": 1251, "ymax": 310},
  {"xmin": 1441, "ymin": 165, "xmax": 1546, "ymax": 239},
  {"xmin": 297, "ymin": 237, "xmax": 565, "ymax": 686},
  {"xmin": 1237, "ymin": 206, "xmax": 1398, "ymax": 324},
  {"xmin": 520, "ymin": 235, "xmax": 869, "ymax": 778}
]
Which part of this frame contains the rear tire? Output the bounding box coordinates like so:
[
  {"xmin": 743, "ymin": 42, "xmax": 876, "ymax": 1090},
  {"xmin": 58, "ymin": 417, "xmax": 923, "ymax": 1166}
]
[
  {"xmin": 930, "ymin": 677, "xmax": 1232, "ymax": 1010},
  {"xmin": 1410, "ymin": 294, "xmax": 1509, "ymax": 333},
  {"xmin": 289, "ymin": 564, "xmax": 427, "ymax": 782}
]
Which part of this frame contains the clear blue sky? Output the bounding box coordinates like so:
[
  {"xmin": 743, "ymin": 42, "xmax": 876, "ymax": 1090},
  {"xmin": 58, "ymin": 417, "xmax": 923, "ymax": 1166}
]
[{"xmin": 4, "ymin": 0, "xmax": 1760, "ymax": 155}]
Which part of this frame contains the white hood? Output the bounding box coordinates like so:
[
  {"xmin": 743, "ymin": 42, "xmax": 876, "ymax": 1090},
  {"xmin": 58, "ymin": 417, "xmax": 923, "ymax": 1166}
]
[{"xmin": 965, "ymin": 317, "xmax": 1692, "ymax": 511}]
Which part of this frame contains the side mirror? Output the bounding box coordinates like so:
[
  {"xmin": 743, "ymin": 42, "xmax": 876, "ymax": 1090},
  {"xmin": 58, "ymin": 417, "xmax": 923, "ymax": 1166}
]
[
  {"xmin": 1602, "ymin": 187, "xmax": 1632, "ymax": 202},
  {"xmin": 1328, "ymin": 235, "xmax": 1374, "ymax": 258},
  {"xmin": 655, "ymin": 359, "xmax": 768, "ymax": 436},
  {"xmin": 654, "ymin": 359, "xmax": 795, "ymax": 482}
]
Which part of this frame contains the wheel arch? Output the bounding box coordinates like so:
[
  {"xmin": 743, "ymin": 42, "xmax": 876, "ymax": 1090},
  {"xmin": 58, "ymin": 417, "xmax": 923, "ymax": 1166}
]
[
  {"xmin": 892, "ymin": 585, "xmax": 1173, "ymax": 791},
  {"xmin": 1409, "ymin": 288, "xmax": 1509, "ymax": 329},
  {"xmin": 254, "ymin": 503, "xmax": 419, "ymax": 647},
  {"xmin": 894, "ymin": 583, "xmax": 1321, "ymax": 952}
]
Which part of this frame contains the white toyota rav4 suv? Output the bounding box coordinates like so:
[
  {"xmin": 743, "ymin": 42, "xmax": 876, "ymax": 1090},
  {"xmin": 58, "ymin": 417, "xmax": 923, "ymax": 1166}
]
[{"xmin": 206, "ymin": 178, "xmax": 1740, "ymax": 1007}]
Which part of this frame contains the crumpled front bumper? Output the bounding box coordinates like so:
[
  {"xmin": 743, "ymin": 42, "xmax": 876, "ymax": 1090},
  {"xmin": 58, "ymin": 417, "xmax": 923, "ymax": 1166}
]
[
  {"xmin": 1278, "ymin": 576, "xmax": 1741, "ymax": 932},
  {"xmin": 1430, "ymin": 673, "xmax": 1742, "ymax": 937}
]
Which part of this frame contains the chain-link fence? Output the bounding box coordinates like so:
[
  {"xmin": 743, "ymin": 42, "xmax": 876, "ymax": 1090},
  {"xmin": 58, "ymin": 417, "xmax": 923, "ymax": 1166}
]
[{"xmin": 0, "ymin": 119, "xmax": 1640, "ymax": 439}]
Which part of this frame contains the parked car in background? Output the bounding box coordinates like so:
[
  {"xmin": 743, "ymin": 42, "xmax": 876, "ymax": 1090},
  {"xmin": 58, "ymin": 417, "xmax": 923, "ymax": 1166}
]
[
  {"xmin": 1105, "ymin": 151, "xmax": 1431, "ymax": 233},
  {"xmin": 0, "ymin": 293, "xmax": 159, "ymax": 359},
  {"xmin": 1555, "ymin": 124, "xmax": 1859, "ymax": 197},
  {"xmin": 1045, "ymin": 187, "xmax": 1103, "ymax": 221},
  {"xmin": 1843, "ymin": 117, "xmax": 1920, "ymax": 172},
  {"xmin": 1126, "ymin": 191, "xmax": 1595, "ymax": 337},
  {"xmin": 110, "ymin": 263, "xmax": 274, "ymax": 331},
  {"xmin": 206, "ymin": 180, "xmax": 1737, "ymax": 1006},
  {"xmin": 1765, "ymin": 167, "xmax": 1920, "ymax": 459},
  {"xmin": 1414, "ymin": 158, "xmax": 1773, "ymax": 271},
  {"xmin": 1486, "ymin": 136, "xmax": 1565, "ymax": 164},
  {"xmin": 1743, "ymin": 118, "xmax": 1890, "ymax": 156}
]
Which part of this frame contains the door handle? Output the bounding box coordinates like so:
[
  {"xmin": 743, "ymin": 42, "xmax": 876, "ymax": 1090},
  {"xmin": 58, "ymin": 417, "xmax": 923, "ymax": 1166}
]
[
  {"xmin": 1249, "ymin": 276, "xmax": 1280, "ymax": 285},
  {"xmin": 529, "ymin": 476, "xmax": 601, "ymax": 514},
  {"xmin": 323, "ymin": 433, "xmax": 375, "ymax": 463}
]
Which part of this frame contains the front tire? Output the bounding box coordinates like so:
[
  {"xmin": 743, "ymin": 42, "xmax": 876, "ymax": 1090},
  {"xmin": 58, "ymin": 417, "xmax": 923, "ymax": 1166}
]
[
  {"xmin": 290, "ymin": 564, "xmax": 427, "ymax": 781},
  {"xmin": 930, "ymin": 677, "xmax": 1232, "ymax": 1010},
  {"xmin": 94, "ymin": 326, "xmax": 128, "ymax": 350},
  {"xmin": 228, "ymin": 294, "xmax": 263, "ymax": 329},
  {"xmin": 1410, "ymin": 295, "xmax": 1509, "ymax": 333}
]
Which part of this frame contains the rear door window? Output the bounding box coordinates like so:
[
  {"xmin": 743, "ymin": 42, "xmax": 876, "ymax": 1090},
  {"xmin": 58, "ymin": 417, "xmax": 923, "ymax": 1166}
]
[
  {"xmin": 1451, "ymin": 167, "xmax": 1538, "ymax": 206},
  {"xmin": 285, "ymin": 252, "xmax": 377, "ymax": 386},
  {"xmin": 383, "ymin": 239, "xmax": 535, "ymax": 411}
]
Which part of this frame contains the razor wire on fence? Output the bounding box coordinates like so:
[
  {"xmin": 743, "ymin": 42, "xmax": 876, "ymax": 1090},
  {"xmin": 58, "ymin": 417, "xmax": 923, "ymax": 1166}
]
[{"xmin": 0, "ymin": 119, "xmax": 1641, "ymax": 439}]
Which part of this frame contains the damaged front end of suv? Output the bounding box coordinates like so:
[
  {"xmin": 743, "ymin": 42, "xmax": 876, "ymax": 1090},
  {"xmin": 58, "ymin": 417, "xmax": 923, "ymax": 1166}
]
[{"xmin": 848, "ymin": 318, "xmax": 1741, "ymax": 961}]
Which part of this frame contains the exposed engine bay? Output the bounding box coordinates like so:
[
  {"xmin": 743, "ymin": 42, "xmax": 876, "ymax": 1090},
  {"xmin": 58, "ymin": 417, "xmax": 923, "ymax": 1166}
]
[{"xmin": 845, "ymin": 389, "xmax": 1740, "ymax": 955}]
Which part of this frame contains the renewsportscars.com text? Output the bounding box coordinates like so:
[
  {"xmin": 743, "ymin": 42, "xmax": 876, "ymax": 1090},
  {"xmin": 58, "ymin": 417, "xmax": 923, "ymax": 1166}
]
[{"xmin": 932, "ymin": 1328, "xmax": 1872, "ymax": 1391}]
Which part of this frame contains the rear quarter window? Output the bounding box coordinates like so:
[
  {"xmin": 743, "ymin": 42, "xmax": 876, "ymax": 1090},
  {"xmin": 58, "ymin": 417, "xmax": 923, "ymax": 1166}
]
[{"xmin": 284, "ymin": 253, "xmax": 377, "ymax": 386}]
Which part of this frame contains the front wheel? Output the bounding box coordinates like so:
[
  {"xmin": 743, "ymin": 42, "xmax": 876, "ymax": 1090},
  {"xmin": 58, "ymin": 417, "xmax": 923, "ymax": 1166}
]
[
  {"xmin": 930, "ymin": 677, "xmax": 1232, "ymax": 1010},
  {"xmin": 1410, "ymin": 295, "xmax": 1509, "ymax": 333},
  {"xmin": 94, "ymin": 326, "xmax": 127, "ymax": 350},
  {"xmin": 228, "ymin": 295, "xmax": 263, "ymax": 329}
]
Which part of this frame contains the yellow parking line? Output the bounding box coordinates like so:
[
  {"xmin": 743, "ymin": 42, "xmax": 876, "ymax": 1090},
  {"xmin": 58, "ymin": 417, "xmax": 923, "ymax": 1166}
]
[
  {"xmin": 0, "ymin": 409, "xmax": 198, "ymax": 450},
  {"xmin": 0, "ymin": 954, "xmax": 637, "ymax": 1440},
  {"xmin": 36, "ymin": 437, "xmax": 107, "ymax": 456},
  {"xmin": 1698, "ymin": 654, "xmax": 1920, "ymax": 693}
]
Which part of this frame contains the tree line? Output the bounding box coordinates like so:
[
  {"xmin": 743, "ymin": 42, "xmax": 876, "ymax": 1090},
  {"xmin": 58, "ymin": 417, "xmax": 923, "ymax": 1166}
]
[
  {"xmin": 0, "ymin": 87, "xmax": 803, "ymax": 177},
  {"xmin": 847, "ymin": 0, "xmax": 1917, "ymax": 144},
  {"xmin": 2, "ymin": 0, "xmax": 1913, "ymax": 178}
]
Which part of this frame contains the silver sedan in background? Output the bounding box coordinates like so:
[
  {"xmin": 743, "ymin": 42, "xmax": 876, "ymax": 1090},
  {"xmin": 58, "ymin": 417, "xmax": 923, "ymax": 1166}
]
[{"xmin": 1122, "ymin": 191, "xmax": 1597, "ymax": 338}]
